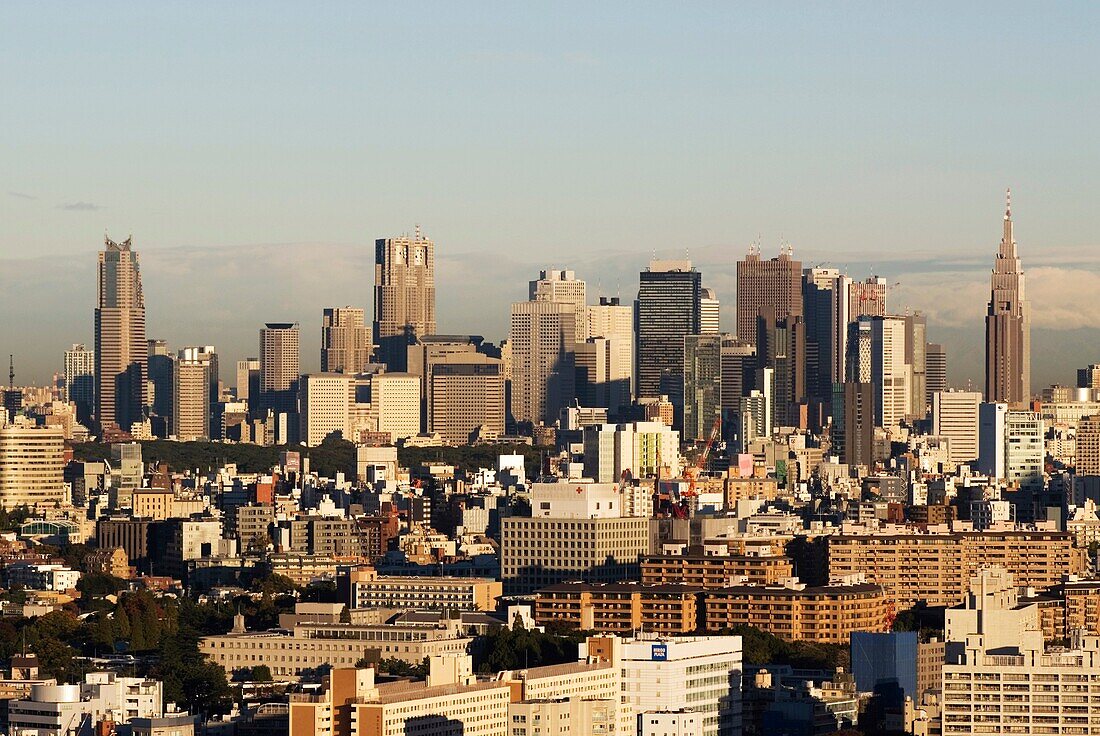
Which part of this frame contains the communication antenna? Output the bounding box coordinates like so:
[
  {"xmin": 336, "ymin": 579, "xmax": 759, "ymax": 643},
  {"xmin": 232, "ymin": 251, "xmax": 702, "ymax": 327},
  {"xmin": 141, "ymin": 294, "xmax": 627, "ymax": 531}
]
[{"xmin": 8, "ymin": 355, "xmax": 13, "ymax": 390}]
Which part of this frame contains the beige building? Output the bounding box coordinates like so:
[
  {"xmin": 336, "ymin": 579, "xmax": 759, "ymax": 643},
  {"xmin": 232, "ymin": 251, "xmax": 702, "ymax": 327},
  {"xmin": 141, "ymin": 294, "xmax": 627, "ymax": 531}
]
[
  {"xmin": 428, "ymin": 355, "xmax": 504, "ymax": 445},
  {"xmin": 984, "ymin": 195, "xmax": 1031, "ymax": 405},
  {"xmin": 172, "ymin": 350, "xmax": 213, "ymax": 441},
  {"xmin": 300, "ymin": 373, "xmax": 353, "ymax": 447},
  {"xmin": 509, "ymin": 299, "xmax": 578, "ymax": 426},
  {"xmin": 95, "ymin": 235, "xmax": 147, "ymax": 432},
  {"xmin": 374, "ymin": 230, "xmax": 436, "ymax": 368},
  {"xmin": 201, "ymin": 614, "xmax": 474, "ymax": 681},
  {"xmin": 131, "ymin": 490, "xmax": 175, "ymax": 520},
  {"xmin": 640, "ymin": 553, "xmax": 795, "ymax": 588},
  {"xmin": 1077, "ymin": 414, "xmax": 1100, "ymax": 476},
  {"xmin": 347, "ymin": 568, "xmax": 501, "ymax": 612},
  {"xmin": 827, "ymin": 530, "xmax": 1084, "ymax": 609},
  {"xmin": 703, "ymin": 581, "xmax": 889, "ymax": 643},
  {"xmin": 259, "ymin": 323, "xmax": 301, "ymax": 426},
  {"xmin": 370, "ymin": 373, "xmax": 420, "ymax": 443},
  {"xmin": 322, "ymin": 307, "xmax": 371, "ymax": 374},
  {"xmin": 931, "ymin": 390, "xmax": 982, "ymax": 464},
  {"xmin": 0, "ymin": 426, "xmax": 66, "ymax": 508},
  {"xmin": 534, "ymin": 582, "xmax": 701, "ymax": 635},
  {"xmin": 530, "ymin": 269, "xmax": 587, "ymax": 339},
  {"xmin": 84, "ymin": 547, "xmax": 130, "ymax": 579}
]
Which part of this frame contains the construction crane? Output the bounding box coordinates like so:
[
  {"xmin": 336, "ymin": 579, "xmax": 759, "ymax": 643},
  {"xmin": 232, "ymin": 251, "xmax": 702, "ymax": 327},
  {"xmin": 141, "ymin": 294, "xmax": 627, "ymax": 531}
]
[{"xmin": 682, "ymin": 415, "xmax": 723, "ymax": 498}]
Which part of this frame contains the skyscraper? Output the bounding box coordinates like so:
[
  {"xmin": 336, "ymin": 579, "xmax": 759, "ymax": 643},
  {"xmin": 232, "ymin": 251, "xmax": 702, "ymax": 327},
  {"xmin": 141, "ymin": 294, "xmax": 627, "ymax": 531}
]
[
  {"xmin": 259, "ymin": 323, "xmax": 300, "ymax": 439},
  {"xmin": 636, "ymin": 260, "xmax": 702, "ymax": 420},
  {"xmin": 510, "ymin": 299, "xmax": 577, "ymax": 426},
  {"xmin": 802, "ymin": 267, "xmax": 840, "ymax": 413},
  {"xmin": 985, "ymin": 190, "xmax": 1031, "ymax": 405},
  {"xmin": 374, "ymin": 227, "xmax": 436, "ymax": 370},
  {"xmin": 321, "ymin": 307, "xmax": 371, "ymax": 374},
  {"xmin": 577, "ymin": 296, "xmax": 633, "ymax": 414},
  {"xmin": 147, "ymin": 339, "xmax": 173, "ymax": 420},
  {"xmin": 699, "ymin": 287, "xmax": 720, "ymax": 334},
  {"xmin": 63, "ymin": 344, "xmax": 95, "ymax": 423},
  {"xmin": 235, "ymin": 358, "xmax": 260, "ymax": 405},
  {"xmin": 172, "ymin": 347, "xmax": 215, "ymax": 441},
  {"xmin": 735, "ymin": 245, "xmax": 802, "ymax": 347},
  {"xmin": 926, "ymin": 343, "xmax": 947, "ymax": 405},
  {"xmin": 904, "ymin": 312, "xmax": 927, "ymax": 419},
  {"xmin": 530, "ymin": 269, "xmax": 587, "ymax": 339},
  {"xmin": 683, "ymin": 333, "xmax": 723, "ymax": 441},
  {"xmin": 95, "ymin": 235, "xmax": 147, "ymax": 433}
]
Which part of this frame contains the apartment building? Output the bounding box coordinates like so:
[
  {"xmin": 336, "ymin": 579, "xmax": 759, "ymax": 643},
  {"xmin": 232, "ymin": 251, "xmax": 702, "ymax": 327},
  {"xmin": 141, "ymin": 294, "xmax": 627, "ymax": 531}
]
[
  {"xmin": 534, "ymin": 582, "xmax": 702, "ymax": 635},
  {"xmin": 826, "ymin": 530, "xmax": 1084, "ymax": 608},
  {"xmin": 640, "ymin": 554, "xmax": 794, "ymax": 588},
  {"xmin": 702, "ymin": 581, "xmax": 889, "ymax": 644},
  {"xmin": 942, "ymin": 567, "xmax": 1100, "ymax": 735},
  {"xmin": 0, "ymin": 425, "xmax": 66, "ymax": 508}
]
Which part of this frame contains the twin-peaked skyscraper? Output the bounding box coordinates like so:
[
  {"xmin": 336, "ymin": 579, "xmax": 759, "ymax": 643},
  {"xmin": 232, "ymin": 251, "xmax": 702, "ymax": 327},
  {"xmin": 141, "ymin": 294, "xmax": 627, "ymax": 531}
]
[{"xmin": 95, "ymin": 235, "xmax": 146, "ymax": 433}]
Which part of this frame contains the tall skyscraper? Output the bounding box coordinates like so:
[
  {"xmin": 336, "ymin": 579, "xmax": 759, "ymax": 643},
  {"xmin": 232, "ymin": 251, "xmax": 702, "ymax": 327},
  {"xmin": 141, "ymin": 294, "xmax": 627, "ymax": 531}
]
[
  {"xmin": 802, "ymin": 267, "xmax": 840, "ymax": 413},
  {"xmin": 735, "ymin": 245, "xmax": 802, "ymax": 347},
  {"xmin": 932, "ymin": 390, "xmax": 982, "ymax": 465},
  {"xmin": 985, "ymin": 190, "xmax": 1031, "ymax": 405},
  {"xmin": 577, "ymin": 296, "xmax": 633, "ymax": 414},
  {"xmin": 321, "ymin": 307, "xmax": 371, "ymax": 374},
  {"xmin": 926, "ymin": 343, "xmax": 947, "ymax": 405},
  {"xmin": 147, "ymin": 339, "xmax": 173, "ymax": 420},
  {"xmin": 63, "ymin": 344, "xmax": 95, "ymax": 423},
  {"xmin": 683, "ymin": 333, "xmax": 723, "ymax": 441},
  {"xmin": 429, "ymin": 355, "xmax": 505, "ymax": 444},
  {"xmin": 719, "ymin": 338, "xmax": 756, "ymax": 411},
  {"xmin": 172, "ymin": 347, "xmax": 216, "ymax": 441},
  {"xmin": 510, "ymin": 299, "xmax": 577, "ymax": 426},
  {"xmin": 235, "ymin": 358, "xmax": 261, "ymax": 405},
  {"xmin": 259, "ymin": 323, "xmax": 300, "ymax": 438},
  {"xmin": 848, "ymin": 275, "xmax": 888, "ymax": 319},
  {"xmin": 530, "ymin": 269, "xmax": 587, "ymax": 339},
  {"xmin": 636, "ymin": 260, "xmax": 702, "ymax": 421},
  {"xmin": 95, "ymin": 235, "xmax": 147, "ymax": 432},
  {"xmin": 904, "ymin": 313, "xmax": 927, "ymax": 419},
  {"xmin": 374, "ymin": 228, "xmax": 436, "ymax": 370}
]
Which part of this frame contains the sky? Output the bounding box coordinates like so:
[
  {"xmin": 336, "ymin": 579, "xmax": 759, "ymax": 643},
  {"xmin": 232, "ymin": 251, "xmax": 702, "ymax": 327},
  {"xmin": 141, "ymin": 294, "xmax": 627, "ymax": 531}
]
[{"xmin": 2, "ymin": 2, "xmax": 1099, "ymax": 388}]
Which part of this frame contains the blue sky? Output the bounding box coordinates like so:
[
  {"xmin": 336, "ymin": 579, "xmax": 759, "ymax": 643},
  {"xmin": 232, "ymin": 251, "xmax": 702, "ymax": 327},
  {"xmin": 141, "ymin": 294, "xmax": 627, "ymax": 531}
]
[{"xmin": 2, "ymin": 3, "xmax": 1099, "ymax": 386}]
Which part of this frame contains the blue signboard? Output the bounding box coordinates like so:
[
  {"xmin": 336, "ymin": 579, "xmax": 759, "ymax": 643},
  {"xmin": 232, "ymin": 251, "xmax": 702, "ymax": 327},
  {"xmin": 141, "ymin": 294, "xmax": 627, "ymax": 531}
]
[{"xmin": 651, "ymin": 644, "xmax": 668, "ymax": 661}]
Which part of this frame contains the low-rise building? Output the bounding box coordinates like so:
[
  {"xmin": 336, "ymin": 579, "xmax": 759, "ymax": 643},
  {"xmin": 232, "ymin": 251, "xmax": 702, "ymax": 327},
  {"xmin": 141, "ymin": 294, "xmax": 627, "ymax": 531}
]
[
  {"xmin": 640, "ymin": 553, "xmax": 794, "ymax": 588},
  {"xmin": 534, "ymin": 582, "xmax": 702, "ymax": 634},
  {"xmin": 6, "ymin": 563, "xmax": 81, "ymax": 592},
  {"xmin": 345, "ymin": 568, "xmax": 500, "ymax": 612},
  {"xmin": 84, "ymin": 547, "xmax": 130, "ymax": 579}
]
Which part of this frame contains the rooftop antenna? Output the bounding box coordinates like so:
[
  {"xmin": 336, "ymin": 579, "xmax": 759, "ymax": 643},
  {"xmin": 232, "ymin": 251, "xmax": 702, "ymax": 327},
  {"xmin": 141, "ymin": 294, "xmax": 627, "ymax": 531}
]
[
  {"xmin": 415, "ymin": 223, "xmax": 422, "ymax": 240},
  {"xmin": 8, "ymin": 355, "xmax": 13, "ymax": 390}
]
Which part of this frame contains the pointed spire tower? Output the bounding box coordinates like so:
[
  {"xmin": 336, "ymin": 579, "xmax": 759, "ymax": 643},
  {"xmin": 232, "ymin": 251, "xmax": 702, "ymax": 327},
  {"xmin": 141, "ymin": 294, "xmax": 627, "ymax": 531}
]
[{"xmin": 985, "ymin": 188, "xmax": 1031, "ymax": 404}]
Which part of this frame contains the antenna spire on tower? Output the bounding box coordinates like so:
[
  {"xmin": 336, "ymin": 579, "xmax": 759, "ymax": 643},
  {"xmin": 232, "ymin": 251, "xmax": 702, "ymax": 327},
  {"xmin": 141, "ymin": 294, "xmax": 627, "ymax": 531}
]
[{"xmin": 1005, "ymin": 188, "xmax": 1012, "ymax": 220}]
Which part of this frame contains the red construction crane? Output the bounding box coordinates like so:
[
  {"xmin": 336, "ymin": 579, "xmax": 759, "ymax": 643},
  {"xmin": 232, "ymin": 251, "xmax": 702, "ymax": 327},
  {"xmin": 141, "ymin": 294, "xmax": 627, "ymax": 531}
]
[{"xmin": 682, "ymin": 416, "xmax": 722, "ymax": 498}]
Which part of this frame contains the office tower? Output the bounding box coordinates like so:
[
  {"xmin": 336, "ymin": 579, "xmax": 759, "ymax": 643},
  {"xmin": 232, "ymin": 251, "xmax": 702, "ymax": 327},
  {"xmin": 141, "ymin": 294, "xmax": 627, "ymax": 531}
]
[
  {"xmin": 530, "ymin": 268, "xmax": 587, "ymax": 339},
  {"xmin": 429, "ymin": 355, "xmax": 505, "ymax": 444},
  {"xmin": 235, "ymin": 358, "xmax": 260, "ymax": 404},
  {"xmin": 259, "ymin": 323, "xmax": 300, "ymax": 439},
  {"xmin": 95, "ymin": 235, "xmax": 147, "ymax": 432},
  {"xmin": 720, "ymin": 339, "xmax": 756, "ymax": 411},
  {"xmin": 802, "ymin": 267, "xmax": 840, "ymax": 412},
  {"xmin": 848, "ymin": 275, "xmax": 888, "ymax": 319},
  {"xmin": 756, "ymin": 313, "xmax": 807, "ymax": 427},
  {"xmin": 978, "ymin": 402, "xmax": 1008, "ymax": 479},
  {"xmin": 985, "ymin": 190, "xmax": 1031, "ymax": 404},
  {"xmin": 406, "ymin": 335, "xmax": 485, "ymax": 430},
  {"xmin": 846, "ymin": 315, "xmax": 910, "ymax": 428},
  {"xmin": 683, "ymin": 334, "xmax": 723, "ymax": 442},
  {"xmin": 735, "ymin": 245, "xmax": 802, "ymax": 347},
  {"xmin": 1078, "ymin": 416, "xmax": 1100, "ymax": 477},
  {"xmin": 1005, "ymin": 410, "xmax": 1044, "ymax": 492},
  {"xmin": 321, "ymin": 307, "xmax": 371, "ymax": 374},
  {"xmin": 579, "ymin": 296, "xmax": 634, "ymax": 414},
  {"xmin": 1078, "ymin": 364, "xmax": 1100, "ymax": 392},
  {"xmin": 299, "ymin": 373, "xmax": 352, "ymax": 446},
  {"xmin": 172, "ymin": 348, "xmax": 214, "ymax": 441},
  {"xmin": 63, "ymin": 344, "xmax": 95, "ymax": 423},
  {"xmin": 636, "ymin": 260, "xmax": 702, "ymax": 420},
  {"xmin": 371, "ymin": 373, "xmax": 420, "ymax": 442},
  {"xmin": 146, "ymin": 339, "xmax": 172, "ymax": 421},
  {"xmin": 932, "ymin": 390, "xmax": 982, "ymax": 465},
  {"xmin": 374, "ymin": 227, "xmax": 436, "ymax": 370},
  {"xmin": 926, "ymin": 342, "xmax": 947, "ymax": 405},
  {"xmin": 699, "ymin": 287, "xmax": 720, "ymax": 334},
  {"xmin": 0, "ymin": 426, "xmax": 66, "ymax": 508},
  {"xmin": 510, "ymin": 299, "xmax": 577, "ymax": 426},
  {"xmin": 942, "ymin": 568, "xmax": 1100, "ymax": 735},
  {"xmin": 617, "ymin": 636, "xmax": 743, "ymax": 736},
  {"xmin": 904, "ymin": 313, "xmax": 927, "ymax": 419},
  {"xmin": 840, "ymin": 381, "xmax": 875, "ymax": 468}
]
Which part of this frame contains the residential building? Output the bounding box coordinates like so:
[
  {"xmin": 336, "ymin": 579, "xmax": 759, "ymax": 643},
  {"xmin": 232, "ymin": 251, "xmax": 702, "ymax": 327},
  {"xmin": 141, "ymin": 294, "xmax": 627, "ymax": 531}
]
[
  {"xmin": 172, "ymin": 347, "xmax": 215, "ymax": 441},
  {"xmin": 640, "ymin": 554, "xmax": 795, "ymax": 588},
  {"xmin": 345, "ymin": 568, "xmax": 501, "ymax": 612},
  {"xmin": 95, "ymin": 235, "xmax": 147, "ymax": 432},
  {"xmin": 534, "ymin": 582, "xmax": 702, "ymax": 635},
  {"xmin": 581, "ymin": 421, "xmax": 680, "ymax": 483}
]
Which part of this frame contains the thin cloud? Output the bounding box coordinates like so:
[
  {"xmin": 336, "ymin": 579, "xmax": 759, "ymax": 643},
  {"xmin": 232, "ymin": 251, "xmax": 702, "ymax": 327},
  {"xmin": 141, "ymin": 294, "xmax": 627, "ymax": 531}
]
[
  {"xmin": 58, "ymin": 201, "xmax": 103, "ymax": 211},
  {"xmin": 7, "ymin": 191, "xmax": 36, "ymax": 200}
]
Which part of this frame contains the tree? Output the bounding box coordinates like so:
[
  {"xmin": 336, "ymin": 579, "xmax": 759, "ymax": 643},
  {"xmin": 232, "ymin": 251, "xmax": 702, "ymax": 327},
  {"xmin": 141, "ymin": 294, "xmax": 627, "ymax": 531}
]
[{"xmin": 251, "ymin": 665, "xmax": 273, "ymax": 682}]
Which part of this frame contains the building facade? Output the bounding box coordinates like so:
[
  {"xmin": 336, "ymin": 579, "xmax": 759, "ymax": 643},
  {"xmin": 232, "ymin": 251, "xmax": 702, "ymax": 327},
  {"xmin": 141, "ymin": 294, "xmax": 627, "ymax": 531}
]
[{"xmin": 95, "ymin": 235, "xmax": 147, "ymax": 432}]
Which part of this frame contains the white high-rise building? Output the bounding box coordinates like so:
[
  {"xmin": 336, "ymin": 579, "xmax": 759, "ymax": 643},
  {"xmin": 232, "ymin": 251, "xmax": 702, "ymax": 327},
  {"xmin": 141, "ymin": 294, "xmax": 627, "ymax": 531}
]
[
  {"xmin": 942, "ymin": 567, "xmax": 1100, "ymax": 736},
  {"xmin": 1005, "ymin": 410, "xmax": 1044, "ymax": 492},
  {"xmin": 63, "ymin": 344, "xmax": 94, "ymax": 415},
  {"xmin": 371, "ymin": 373, "xmax": 420, "ymax": 443},
  {"xmin": 581, "ymin": 421, "xmax": 681, "ymax": 483},
  {"xmin": 510, "ymin": 299, "xmax": 577, "ymax": 425},
  {"xmin": 700, "ymin": 287, "xmax": 721, "ymax": 334},
  {"xmin": 978, "ymin": 402, "xmax": 1008, "ymax": 479},
  {"xmin": 613, "ymin": 635, "xmax": 742, "ymax": 736},
  {"xmin": 299, "ymin": 373, "xmax": 352, "ymax": 447},
  {"xmin": 530, "ymin": 268, "xmax": 587, "ymax": 338},
  {"xmin": 933, "ymin": 390, "xmax": 982, "ymax": 465},
  {"xmin": 581, "ymin": 296, "xmax": 634, "ymax": 413}
]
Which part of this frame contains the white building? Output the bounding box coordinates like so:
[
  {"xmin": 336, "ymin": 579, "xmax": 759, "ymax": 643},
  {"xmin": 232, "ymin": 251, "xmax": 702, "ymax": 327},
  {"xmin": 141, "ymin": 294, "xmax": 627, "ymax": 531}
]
[
  {"xmin": 640, "ymin": 710, "xmax": 704, "ymax": 736},
  {"xmin": 530, "ymin": 268, "xmax": 587, "ymax": 339},
  {"xmin": 510, "ymin": 299, "xmax": 578, "ymax": 426},
  {"xmin": 942, "ymin": 566, "xmax": 1100, "ymax": 735},
  {"xmin": 1005, "ymin": 410, "xmax": 1044, "ymax": 492},
  {"xmin": 581, "ymin": 421, "xmax": 680, "ymax": 483},
  {"xmin": 528, "ymin": 481, "xmax": 624, "ymax": 519},
  {"xmin": 6, "ymin": 563, "xmax": 81, "ymax": 592},
  {"xmin": 299, "ymin": 372, "xmax": 352, "ymax": 447},
  {"xmin": 8, "ymin": 673, "xmax": 163, "ymax": 736},
  {"xmin": 932, "ymin": 390, "xmax": 982, "ymax": 465},
  {"xmin": 370, "ymin": 373, "xmax": 420, "ymax": 443},
  {"xmin": 700, "ymin": 287, "xmax": 721, "ymax": 335},
  {"xmin": 612, "ymin": 635, "xmax": 742, "ymax": 736}
]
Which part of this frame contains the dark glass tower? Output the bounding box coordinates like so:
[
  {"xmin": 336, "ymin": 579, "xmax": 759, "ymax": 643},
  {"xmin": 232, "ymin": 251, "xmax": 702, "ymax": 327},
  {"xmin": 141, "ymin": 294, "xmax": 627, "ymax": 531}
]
[{"xmin": 636, "ymin": 260, "xmax": 701, "ymax": 425}]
